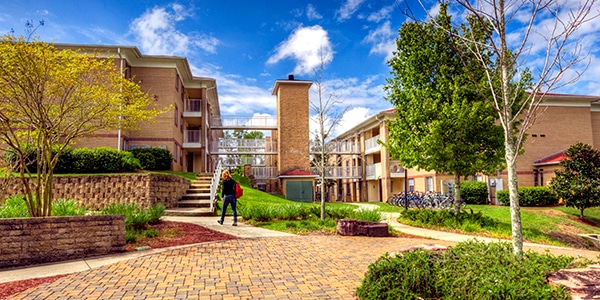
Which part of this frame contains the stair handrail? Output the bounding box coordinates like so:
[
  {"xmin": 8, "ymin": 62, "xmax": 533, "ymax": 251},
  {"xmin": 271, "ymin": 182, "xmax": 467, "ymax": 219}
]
[{"xmin": 209, "ymin": 160, "xmax": 224, "ymax": 212}]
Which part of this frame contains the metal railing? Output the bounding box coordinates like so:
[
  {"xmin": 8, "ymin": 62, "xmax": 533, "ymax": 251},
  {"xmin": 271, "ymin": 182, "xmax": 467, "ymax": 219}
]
[
  {"xmin": 184, "ymin": 130, "xmax": 201, "ymax": 145},
  {"xmin": 365, "ymin": 135, "xmax": 381, "ymax": 153},
  {"xmin": 210, "ymin": 116, "xmax": 277, "ymax": 129},
  {"xmin": 210, "ymin": 160, "xmax": 223, "ymax": 213},
  {"xmin": 310, "ymin": 166, "xmax": 362, "ymax": 179},
  {"xmin": 310, "ymin": 141, "xmax": 360, "ymax": 154},
  {"xmin": 390, "ymin": 160, "xmax": 405, "ymax": 176},
  {"xmin": 209, "ymin": 138, "xmax": 277, "ymax": 154},
  {"xmin": 252, "ymin": 167, "xmax": 278, "ymax": 179},
  {"xmin": 185, "ymin": 99, "xmax": 202, "ymax": 113}
]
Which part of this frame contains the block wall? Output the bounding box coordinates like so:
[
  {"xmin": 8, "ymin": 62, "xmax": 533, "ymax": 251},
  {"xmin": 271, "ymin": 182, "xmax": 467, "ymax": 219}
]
[
  {"xmin": 0, "ymin": 174, "xmax": 190, "ymax": 210},
  {"xmin": 0, "ymin": 215, "xmax": 125, "ymax": 268}
]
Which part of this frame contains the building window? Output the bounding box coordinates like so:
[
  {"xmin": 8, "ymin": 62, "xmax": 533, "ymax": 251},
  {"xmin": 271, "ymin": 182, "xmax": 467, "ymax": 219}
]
[
  {"xmin": 539, "ymin": 169, "xmax": 544, "ymax": 186},
  {"xmin": 180, "ymin": 114, "xmax": 184, "ymax": 133},
  {"xmin": 425, "ymin": 177, "xmax": 433, "ymax": 192},
  {"xmin": 173, "ymin": 143, "xmax": 177, "ymax": 162},
  {"xmin": 175, "ymin": 74, "xmax": 180, "ymax": 91},
  {"xmin": 180, "ymin": 147, "xmax": 183, "ymax": 166},
  {"xmin": 124, "ymin": 62, "xmax": 131, "ymax": 79},
  {"xmin": 346, "ymin": 183, "xmax": 351, "ymax": 195},
  {"xmin": 408, "ymin": 179, "xmax": 414, "ymax": 192},
  {"xmin": 174, "ymin": 106, "xmax": 178, "ymax": 126},
  {"xmin": 533, "ymin": 169, "xmax": 539, "ymax": 186}
]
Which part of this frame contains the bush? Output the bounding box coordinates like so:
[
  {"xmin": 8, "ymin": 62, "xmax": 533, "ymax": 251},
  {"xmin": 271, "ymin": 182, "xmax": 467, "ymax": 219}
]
[
  {"xmin": 356, "ymin": 240, "xmax": 574, "ymax": 300},
  {"xmin": 0, "ymin": 195, "xmax": 29, "ymax": 218},
  {"xmin": 497, "ymin": 187, "xmax": 559, "ymax": 207},
  {"xmin": 121, "ymin": 151, "xmax": 142, "ymax": 170},
  {"xmin": 460, "ymin": 181, "xmax": 488, "ymax": 204},
  {"xmin": 353, "ymin": 209, "xmax": 382, "ymax": 222},
  {"xmin": 101, "ymin": 203, "xmax": 165, "ymax": 231},
  {"xmin": 52, "ymin": 199, "xmax": 86, "ymax": 216},
  {"xmin": 93, "ymin": 147, "xmax": 123, "ymax": 173},
  {"xmin": 129, "ymin": 148, "xmax": 173, "ymax": 170},
  {"xmin": 72, "ymin": 148, "xmax": 97, "ymax": 173},
  {"xmin": 400, "ymin": 208, "xmax": 497, "ymax": 230}
]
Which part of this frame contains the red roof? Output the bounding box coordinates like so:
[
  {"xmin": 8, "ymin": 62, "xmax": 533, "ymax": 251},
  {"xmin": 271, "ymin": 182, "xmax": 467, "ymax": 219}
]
[{"xmin": 533, "ymin": 151, "xmax": 566, "ymax": 166}]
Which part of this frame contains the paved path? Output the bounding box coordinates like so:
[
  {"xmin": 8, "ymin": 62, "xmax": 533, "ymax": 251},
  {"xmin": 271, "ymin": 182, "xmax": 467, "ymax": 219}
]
[{"xmin": 3, "ymin": 204, "xmax": 600, "ymax": 299}]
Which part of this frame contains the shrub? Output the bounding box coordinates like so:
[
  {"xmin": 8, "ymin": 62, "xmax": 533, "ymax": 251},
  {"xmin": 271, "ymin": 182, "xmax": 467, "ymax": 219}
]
[
  {"xmin": 400, "ymin": 208, "xmax": 497, "ymax": 230},
  {"xmin": 497, "ymin": 187, "xmax": 559, "ymax": 207},
  {"xmin": 354, "ymin": 209, "xmax": 382, "ymax": 222},
  {"xmin": 460, "ymin": 181, "xmax": 488, "ymax": 204},
  {"xmin": 121, "ymin": 151, "xmax": 142, "ymax": 171},
  {"xmin": 101, "ymin": 203, "xmax": 164, "ymax": 231},
  {"xmin": 0, "ymin": 195, "xmax": 29, "ymax": 218},
  {"xmin": 356, "ymin": 240, "xmax": 573, "ymax": 300},
  {"xmin": 52, "ymin": 199, "xmax": 86, "ymax": 216},
  {"xmin": 72, "ymin": 148, "xmax": 96, "ymax": 173},
  {"xmin": 129, "ymin": 148, "xmax": 173, "ymax": 170},
  {"xmin": 92, "ymin": 147, "xmax": 123, "ymax": 173}
]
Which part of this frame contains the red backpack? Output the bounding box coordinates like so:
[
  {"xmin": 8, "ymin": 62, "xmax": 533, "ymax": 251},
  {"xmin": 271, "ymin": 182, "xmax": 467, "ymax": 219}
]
[{"xmin": 235, "ymin": 183, "xmax": 243, "ymax": 198}]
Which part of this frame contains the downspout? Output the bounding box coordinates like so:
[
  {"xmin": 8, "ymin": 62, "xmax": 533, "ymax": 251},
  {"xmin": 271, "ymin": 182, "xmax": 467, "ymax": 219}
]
[
  {"xmin": 205, "ymin": 83, "xmax": 217, "ymax": 171},
  {"xmin": 117, "ymin": 47, "xmax": 123, "ymax": 151}
]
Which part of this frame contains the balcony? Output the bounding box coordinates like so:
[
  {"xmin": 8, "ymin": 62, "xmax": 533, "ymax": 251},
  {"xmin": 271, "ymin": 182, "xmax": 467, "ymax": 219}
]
[
  {"xmin": 390, "ymin": 160, "xmax": 406, "ymax": 178},
  {"xmin": 365, "ymin": 135, "xmax": 381, "ymax": 154},
  {"xmin": 211, "ymin": 116, "xmax": 277, "ymax": 130},
  {"xmin": 310, "ymin": 141, "xmax": 360, "ymax": 155},
  {"xmin": 310, "ymin": 166, "xmax": 362, "ymax": 179},
  {"xmin": 209, "ymin": 138, "xmax": 277, "ymax": 155},
  {"xmin": 366, "ymin": 162, "xmax": 382, "ymax": 180},
  {"xmin": 252, "ymin": 167, "xmax": 278, "ymax": 179},
  {"xmin": 183, "ymin": 99, "xmax": 202, "ymax": 118},
  {"xmin": 183, "ymin": 130, "xmax": 201, "ymax": 148}
]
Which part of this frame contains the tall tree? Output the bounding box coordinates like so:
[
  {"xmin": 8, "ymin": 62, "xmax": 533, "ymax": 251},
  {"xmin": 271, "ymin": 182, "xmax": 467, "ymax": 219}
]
[
  {"xmin": 0, "ymin": 36, "xmax": 163, "ymax": 217},
  {"xmin": 445, "ymin": 0, "xmax": 598, "ymax": 257},
  {"xmin": 549, "ymin": 142, "xmax": 600, "ymax": 219},
  {"xmin": 385, "ymin": 4, "xmax": 505, "ymax": 214}
]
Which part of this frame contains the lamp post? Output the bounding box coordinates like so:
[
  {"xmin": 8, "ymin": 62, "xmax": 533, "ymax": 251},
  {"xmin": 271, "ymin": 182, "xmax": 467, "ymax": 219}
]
[{"xmin": 404, "ymin": 167, "xmax": 408, "ymax": 210}]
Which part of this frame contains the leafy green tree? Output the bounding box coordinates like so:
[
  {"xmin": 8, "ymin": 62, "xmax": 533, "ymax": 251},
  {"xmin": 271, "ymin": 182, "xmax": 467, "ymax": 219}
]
[
  {"xmin": 385, "ymin": 4, "xmax": 504, "ymax": 214},
  {"xmin": 549, "ymin": 142, "xmax": 600, "ymax": 219},
  {"xmin": 0, "ymin": 36, "xmax": 163, "ymax": 217}
]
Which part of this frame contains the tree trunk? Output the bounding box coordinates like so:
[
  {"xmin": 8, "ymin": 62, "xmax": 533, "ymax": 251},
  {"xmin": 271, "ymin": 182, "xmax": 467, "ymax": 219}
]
[
  {"xmin": 506, "ymin": 139, "xmax": 523, "ymax": 258},
  {"xmin": 580, "ymin": 207, "xmax": 585, "ymax": 220},
  {"xmin": 453, "ymin": 173, "xmax": 461, "ymax": 215},
  {"xmin": 320, "ymin": 175, "xmax": 326, "ymax": 220}
]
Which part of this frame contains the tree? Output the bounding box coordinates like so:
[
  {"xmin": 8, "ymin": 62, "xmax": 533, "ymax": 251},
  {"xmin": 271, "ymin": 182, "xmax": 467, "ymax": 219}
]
[
  {"xmin": 549, "ymin": 142, "xmax": 600, "ymax": 219},
  {"xmin": 385, "ymin": 4, "xmax": 505, "ymax": 214},
  {"xmin": 0, "ymin": 35, "xmax": 163, "ymax": 217},
  {"xmin": 444, "ymin": 0, "xmax": 599, "ymax": 257},
  {"xmin": 310, "ymin": 49, "xmax": 349, "ymax": 220}
]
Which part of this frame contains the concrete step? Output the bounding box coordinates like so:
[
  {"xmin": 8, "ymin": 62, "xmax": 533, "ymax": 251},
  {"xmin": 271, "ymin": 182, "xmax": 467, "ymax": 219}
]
[
  {"xmin": 186, "ymin": 187, "xmax": 210, "ymax": 193},
  {"xmin": 181, "ymin": 193, "xmax": 211, "ymax": 200},
  {"xmin": 178, "ymin": 199, "xmax": 211, "ymax": 208},
  {"xmin": 164, "ymin": 207, "xmax": 214, "ymax": 217}
]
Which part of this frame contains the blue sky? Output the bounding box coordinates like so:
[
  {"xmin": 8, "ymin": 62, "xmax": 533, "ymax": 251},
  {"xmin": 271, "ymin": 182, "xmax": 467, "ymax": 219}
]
[{"xmin": 1, "ymin": 1, "xmax": 599, "ymax": 136}]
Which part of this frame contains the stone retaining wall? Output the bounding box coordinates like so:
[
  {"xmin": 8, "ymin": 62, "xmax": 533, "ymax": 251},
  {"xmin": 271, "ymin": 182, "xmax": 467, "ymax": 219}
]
[
  {"xmin": 0, "ymin": 174, "xmax": 191, "ymax": 210},
  {"xmin": 0, "ymin": 215, "xmax": 126, "ymax": 268}
]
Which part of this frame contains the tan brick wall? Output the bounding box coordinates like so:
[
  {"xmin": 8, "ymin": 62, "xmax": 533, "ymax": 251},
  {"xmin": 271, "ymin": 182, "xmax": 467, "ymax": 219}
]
[
  {"xmin": 276, "ymin": 82, "xmax": 311, "ymax": 173},
  {"xmin": 0, "ymin": 215, "xmax": 125, "ymax": 268},
  {"xmin": 0, "ymin": 174, "xmax": 190, "ymax": 210}
]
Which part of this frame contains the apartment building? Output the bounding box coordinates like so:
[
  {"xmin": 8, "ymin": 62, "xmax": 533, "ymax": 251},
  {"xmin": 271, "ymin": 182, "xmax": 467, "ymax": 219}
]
[
  {"xmin": 330, "ymin": 93, "xmax": 600, "ymax": 203},
  {"xmin": 55, "ymin": 44, "xmax": 221, "ymax": 173}
]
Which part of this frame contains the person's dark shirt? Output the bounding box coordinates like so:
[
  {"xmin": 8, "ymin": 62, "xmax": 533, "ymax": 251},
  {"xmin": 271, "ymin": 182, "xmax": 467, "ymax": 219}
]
[{"xmin": 221, "ymin": 178, "xmax": 236, "ymax": 197}]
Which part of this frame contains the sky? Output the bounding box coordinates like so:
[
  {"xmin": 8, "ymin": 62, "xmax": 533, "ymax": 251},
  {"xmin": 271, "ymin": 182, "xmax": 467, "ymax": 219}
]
[{"xmin": 1, "ymin": 0, "xmax": 599, "ymax": 137}]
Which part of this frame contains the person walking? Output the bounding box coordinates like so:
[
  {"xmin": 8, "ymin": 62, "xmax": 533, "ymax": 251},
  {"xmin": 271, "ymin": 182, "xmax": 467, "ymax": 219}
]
[{"xmin": 218, "ymin": 169, "xmax": 238, "ymax": 226}]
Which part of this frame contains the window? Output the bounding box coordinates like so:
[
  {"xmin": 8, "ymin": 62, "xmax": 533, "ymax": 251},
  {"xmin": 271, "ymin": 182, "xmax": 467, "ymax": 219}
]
[
  {"xmin": 174, "ymin": 106, "xmax": 178, "ymax": 126},
  {"xmin": 124, "ymin": 62, "xmax": 131, "ymax": 79},
  {"xmin": 180, "ymin": 147, "xmax": 183, "ymax": 166},
  {"xmin": 180, "ymin": 114, "xmax": 184, "ymax": 133},
  {"xmin": 130, "ymin": 145, "xmax": 138, "ymax": 150},
  {"xmin": 175, "ymin": 74, "xmax": 180, "ymax": 91},
  {"xmin": 425, "ymin": 177, "xmax": 433, "ymax": 192},
  {"xmin": 173, "ymin": 143, "xmax": 177, "ymax": 162},
  {"xmin": 346, "ymin": 183, "xmax": 351, "ymax": 195},
  {"xmin": 533, "ymin": 169, "xmax": 539, "ymax": 186},
  {"xmin": 408, "ymin": 179, "xmax": 415, "ymax": 192}
]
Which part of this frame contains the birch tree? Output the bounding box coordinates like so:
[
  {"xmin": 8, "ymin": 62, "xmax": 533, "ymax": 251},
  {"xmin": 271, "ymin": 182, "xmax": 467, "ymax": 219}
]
[{"xmin": 442, "ymin": 0, "xmax": 599, "ymax": 256}]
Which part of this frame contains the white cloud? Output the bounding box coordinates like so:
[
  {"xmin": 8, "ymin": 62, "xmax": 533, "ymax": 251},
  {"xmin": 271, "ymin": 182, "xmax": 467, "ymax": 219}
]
[
  {"xmin": 129, "ymin": 4, "xmax": 220, "ymax": 56},
  {"xmin": 335, "ymin": 106, "xmax": 373, "ymax": 136},
  {"xmin": 367, "ymin": 6, "xmax": 393, "ymax": 22},
  {"xmin": 306, "ymin": 4, "xmax": 323, "ymax": 20},
  {"xmin": 362, "ymin": 21, "xmax": 397, "ymax": 61},
  {"xmin": 335, "ymin": 0, "xmax": 366, "ymax": 22},
  {"xmin": 267, "ymin": 25, "xmax": 333, "ymax": 75}
]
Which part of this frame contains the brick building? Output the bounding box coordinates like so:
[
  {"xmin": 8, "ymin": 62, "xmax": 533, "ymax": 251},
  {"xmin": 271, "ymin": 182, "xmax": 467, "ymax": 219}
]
[
  {"xmin": 56, "ymin": 44, "xmax": 221, "ymax": 173},
  {"xmin": 330, "ymin": 93, "xmax": 600, "ymax": 203}
]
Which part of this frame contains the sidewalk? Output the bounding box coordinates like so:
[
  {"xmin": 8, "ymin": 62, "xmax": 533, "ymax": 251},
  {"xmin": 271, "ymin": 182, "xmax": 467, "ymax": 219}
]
[{"xmin": 2, "ymin": 207, "xmax": 599, "ymax": 285}]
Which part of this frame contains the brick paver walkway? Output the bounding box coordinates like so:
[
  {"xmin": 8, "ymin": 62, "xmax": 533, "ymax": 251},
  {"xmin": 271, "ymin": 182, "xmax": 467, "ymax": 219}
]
[{"xmin": 12, "ymin": 236, "xmax": 456, "ymax": 299}]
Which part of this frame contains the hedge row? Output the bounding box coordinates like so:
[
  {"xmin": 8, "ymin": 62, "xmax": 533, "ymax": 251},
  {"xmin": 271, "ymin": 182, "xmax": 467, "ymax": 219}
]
[
  {"xmin": 5, "ymin": 146, "xmax": 173, "ymax": 173},
  {"xmin": 496, "ymin": 187, "xmax": 559, "ymax": 207}
]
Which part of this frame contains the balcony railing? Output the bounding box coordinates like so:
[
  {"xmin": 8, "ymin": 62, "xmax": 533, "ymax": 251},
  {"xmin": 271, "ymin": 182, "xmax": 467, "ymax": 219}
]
[
  {"xmin": 211, "ymin": 116, "xmax": 277, "ymax": 129},
  {"xmin": 310, "ymin": 141, "xmax": 360, "ymax": 154},
  {"xmin": 252, "ymin": 167, "xmax": 278, "ymax": 179},
  {"xmin": 366, "ymin": 162, "xmax": 382, "ymax": 180},
  {"xmin": 310, "ymin": 166, "xmax": 362, "ymax": 179},
  {"xmin": 221, "ymin": 156, "xmax": 266, "ymax": 167},
  {"xmin": 210, "ymin": 138, "xmax": 277, "ymax": 154},
  {"xmin": 390, "ymin": 160, "xmax": 406, "ymax": 177},
  {"xmin": 365, "ymin": 135, "xmax": 381, "ymax": 154},
  {"xmin": 183, "ymin": 99, "xmax": 202, "ymax": 117},
  {"xmin": 183, "ymin": 130, "xmax": 201, "ymax": 148}
]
